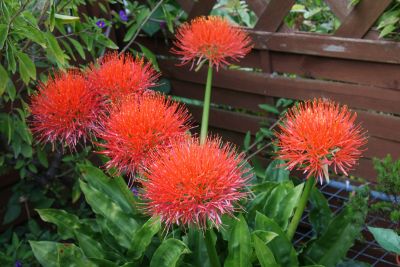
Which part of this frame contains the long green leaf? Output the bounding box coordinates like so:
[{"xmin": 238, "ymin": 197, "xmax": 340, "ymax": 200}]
[
  {"xmin": 224, "ymin": 214, "xmax": 252, "ymax": 267},
  {"xmin": 79, "ymin": 164, "xmax": 138, "ymax": 215},
  {"xmin": 275, "ymin": 183, "xmax": 304, "ymax": 230},
  {"xmin": 150, "ymin": 239, "xmax": 190, "ymax": 267},
  {"xmin": 30, "ymin": 241, "xmax": 96, "ymax": 267},
  {"xmin": 302, "ymin": 203, "xmax": 367, "ymax": 267},
  {"xmin": 128, "ymin": 216, "xmax": 161, "ymax": 259},
  {"xmin": 0, "ymin": 24, "xmax": 8, "ymax": 49},
  {"xmin": 36, "ymin": 209, "xmax": 84, "ymax": 239},
  {"xmin": 255, "ymin": 212, "xmax": 298, "ymax": 267},
  {"xmin": 74, "ymin": 230, "xmax": 105, "ymax": 259},
  {"xmin": 368, "ymin": 227, "xmax": 400, "ymax": 254},
  {"xmin": 0, "ymin": 65, "xmax": 9, "ymax": 96},
  {"xmin": 79, "ymin": 180, "xmax": 139, "ymax": 248},
  {"xmin": 252, "ymin": 234, "xmax": 279, "ymax": 267}
]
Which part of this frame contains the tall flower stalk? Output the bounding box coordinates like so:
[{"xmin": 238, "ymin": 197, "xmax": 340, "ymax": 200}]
[
  {"xmin": 172, "ymin": 16, "xmax": 252, "ymax": 267},
  {"xmin": 276, "ymin": 98, "xmax": 367, "ymax": 240}
]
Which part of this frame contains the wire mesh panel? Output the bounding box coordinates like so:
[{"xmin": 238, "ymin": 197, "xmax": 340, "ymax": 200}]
[{"xmin": 293, "ymin": 182, "xmax": 398, "ymax": 266}]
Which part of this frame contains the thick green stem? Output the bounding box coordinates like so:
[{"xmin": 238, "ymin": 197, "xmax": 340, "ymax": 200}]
[
  {"xmin": 200, "ymin": 63, "xmax": 213, "ymax": 145},
  {"xmin": 286, "ymin": 176, "xmax": 315, "ymax": 241},
  {"xmin": 204, "ymin": 228, "xmax": 221, "ymax": 267}
]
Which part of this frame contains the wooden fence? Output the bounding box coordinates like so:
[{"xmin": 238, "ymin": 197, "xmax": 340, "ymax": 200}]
[{"xmin": 140, "ymin": 0, "xmax": 400, "ymax": 182}]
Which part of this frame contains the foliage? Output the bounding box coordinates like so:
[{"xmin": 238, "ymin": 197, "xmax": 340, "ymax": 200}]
[
  {"xmin": 211, "ymin": 0, "xmax": 257, "ymax": 27},
  {"xmin": 371, "ymin": 154, "xmax": 400, "ymax": 223},
  {"xmin": 368, "ymin": 227, "xmax": 400, "ymax": 255},
  {"xmin": 285, "ymin": 0, "xmax": 340, "ymax": 34}
]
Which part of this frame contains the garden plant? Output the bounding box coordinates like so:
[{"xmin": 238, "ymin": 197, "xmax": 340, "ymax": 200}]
[{"xmin": 1, "ymin": 1, "xmax": 399, "ymax": 267}]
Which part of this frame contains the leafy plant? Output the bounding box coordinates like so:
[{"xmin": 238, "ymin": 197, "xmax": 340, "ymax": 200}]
[
  {"xmin": 368, "ymin": 226, "xmax": 400, "ymax": 255},
  {"xmin": 371, "ymin": 154, "xmax": 400, "ymax": 223}
]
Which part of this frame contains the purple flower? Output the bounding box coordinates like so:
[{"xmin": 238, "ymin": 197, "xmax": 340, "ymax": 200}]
[
  {"xmin": 131, "ymin": 187, "xmax": 139, "ymax": 197},
  {"xmin": 96, "ymin": 20, "xmax": 106, "ymax": 28},
  {"xmin": 15, "ymin": 260, "xmax": 22, "ymax": 267},
  {"xmin": 119, "ymin": 10, "xmax": 128, "ymax": 22},
  {"xmin": 159, "ymin": 21, "xmax": 167, "ymax": 29}
]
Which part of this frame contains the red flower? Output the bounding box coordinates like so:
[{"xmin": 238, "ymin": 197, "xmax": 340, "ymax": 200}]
[
  {"xmin": 171, "ymin": 16, "xmax": 252, "ymax": 70},
  {"xmin": 87, "ymin": 52, "xmax": 159, "ymax": 103},
  {"xmin": 30, "ymin": 71, "xmax": 102, "ymax": 149},
  {"xmin": 142, "ymin": 137, "xmax": 249, "ymax": 229},
  {"xmin": 276, "ymin": 98, "xmax": 367, "ymax": 183},
  {"xmin": 97, "ymin": 93, "xmax": 191, "ymax": 175}
]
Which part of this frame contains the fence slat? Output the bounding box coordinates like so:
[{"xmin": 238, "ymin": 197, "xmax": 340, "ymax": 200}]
[
  {"xmin": 255, "ymin": 0, "xmax": 295, "ymax": 31},
  {"xmin": 334, "ymin": 0, "xmax": 391, "ymax": 38},
  {"xmin": 160, "ymin": 60, "xmax": 400, "ymax": 115},
  {"xmin": 247, "ymin": 0, "xmax": 269, "ymax": 17},
  {"xmin": 250, "ymin": 31, "xmax": 400, "ymax": 64},
  {"xmin": 324, "ymin": 0, "xmax": 352, "ymax": 21}
]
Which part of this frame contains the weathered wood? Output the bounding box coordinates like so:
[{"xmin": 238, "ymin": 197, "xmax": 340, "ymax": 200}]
[
  {"xmin": 334, "ymin": 0, "xmax": 391, "ymax": 38},
  {"xmin": 187, "ymin": 0, "xmax": 216, "ymax": 20},
  {"xmin": 255, "ymin": 0, "xmax": 295, "ymax": 31},
  {"xmin": 325, "ymin": 0, "xmax": 352, "ymax": 21},
  {"xmin": 247, "ymin": 0, "xmax": 270, "ymax": 17},
  {"xmin": 249, "ymin": 31, "xmax": 400, "ymax": 64},
  {"xmin": 175, "ymin": 0, "xmax": 193, "ymax": 13},
  {"xmin": 170, "ymin": 79, "xmax": 274, "ymax": 112},
  {"xmin": 160, "ymin": 60, "xmax": 400, "ymax": 115},
  {"xmin": 268, "ymin": 52, "xmax": 400, "ymax": 90}
]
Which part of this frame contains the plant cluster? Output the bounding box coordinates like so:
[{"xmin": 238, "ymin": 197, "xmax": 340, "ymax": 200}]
[{"xmin": 19, "ymin": 14, "xmax": 374, "ymax": 267}]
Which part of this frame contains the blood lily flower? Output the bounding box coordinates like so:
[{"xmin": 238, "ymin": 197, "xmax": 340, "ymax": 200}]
[
  {"xmin": 276, "ymin": 98, "xmax": 367, "ymax": 184},
  {"xmin": 87, "ymin": 52, "xmax": 159, "ymax": 103},
  {"xmin": 97, "ymin": 93, "xmax": 191, "ymax": 175},
  {"xmin": 142, "ymin": 137, "xmax": 249, "ymax": 229},
  {"xmin": 171, "ymin": 16, "xmax": 253, "ymax": 70},
  {"xmin": 30, "ymin": 71, "xmax": 102, "ymax": 149}
]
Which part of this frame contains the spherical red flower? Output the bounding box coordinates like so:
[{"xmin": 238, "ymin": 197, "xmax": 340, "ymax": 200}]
[
  {"xmin": 97, "ymin": 93, "xmax": 191, "ymax": 175},
  {"xmin": 276, "ymin": 98, "xmax": 367, "ymax": 184},
  {"xmin": 142, "ymin": 137, "xmax": 249, "ymax": 229},
  {"xmin": 87, "ymin": 52, "xmax": 159, "ymax": 103},
  {"xmin": 30, "ymin": 71, "xmax": 102, "ymax": 149},
  {"xmin": 171, "ymin": 16, "xmax": 253, "ymax": 70}
]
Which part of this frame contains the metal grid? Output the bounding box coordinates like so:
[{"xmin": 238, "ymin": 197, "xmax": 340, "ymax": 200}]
[{"xmin": 293, "ymin": 182, "xmax": 398, "ymax": 266}]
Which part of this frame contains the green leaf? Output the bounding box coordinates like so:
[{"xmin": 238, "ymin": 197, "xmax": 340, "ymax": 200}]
[
  {"xmin": 123, "ymin": 8, "xmax": 150, "ymax": 42},
  {"xmin": 368, "ymin": 227, "xmax": 400, "ymax": 254},
  {"xmin": 49, "ymin": 3, "xmax": 55, "ymax": 31},
  {"xmin": 138, "ymin": 43, "xmax": 160, "ymax": 71},
  {"xmin": 224, "ymin": 214, "xmax": 252, "ymax": 267},
  {"xmin": 259, "ymin": 104, "xmax": 280, "ymax": 114},
  {"xmin": 79, "ymin": 164, "xmax": 138, "ymax": 215},
  {"xmin": 252, "ymin": 234, "xmax": 279, "ymax": 267},
  {"xmin": 37, "ymin": 149, "xmax": 49, "ymax": 168},
  {"xmin": 55, "ymin": 14, "xmax": 80, "ymax": 23},
  {"xmin": 68, "ymin": 38, "xmax": 86, "ymax": 60},
  {"xmin": 96, "ymin": 34, "xmax": 119, "ymax": 50},
  {"xmin": 36, "ymin": 209, "xmax": 87, "ymax": 239},
  {"xmin": 264, "ymin": 159, "xmax": 290, "ymax": 182},
  {"xmin": 275, "ymin": 183, "xmax": 304, "ymax": 230},
  {"xmin": 2, "ymin": 203, "xmax": 21, "ymax": 225},
  {"xmin": 0, "ymin": 65, "xmax": 9, "ymax": 96},
  {"xmin": 302, "ymin": 203, "xmax": 367, "ymax": 267},
  {"xmin": 243, "ymin": 131, "xmax": 251, "ymax": 151},
  {"xmin": 128, "ymin": 216, "xmax": 161, "ymax": 259},
  {"xmin": 262, "ymin": 182, "xmax": 292, "ymax": 219},
  {"xmin": 29, "ymin": 241, "xmax": 58, "ymax": 267},
  {"xmin": 45, "ymin": 32, "xmax": 66, "ymax": 66},
  {"xmin": 0, "ymin": 24, "xmax": 8, "ymax": 50},
  {"xmin": 151, "ymin": 78, "xmax": 171, "ymax": 94},
  {"xmin": 255, "ymin": 212, "xmax": 298, "ymax": 267},
  {"xmin": 379, "ymin": 24, "xmax": 396, "ymax": 38},
  {"xmin": 30, "ymin": 241, "xmax": 96, "ymax": 267},
  {"xmin": 309, "ymin": 188, "xmax": 332, "ymax": 236},
  {"xmin": 150, "ymin": 239, "xmax": 190, "ymax": 267},
  {"xmin": 79, "ymin": 180, "xmax": 139, "ymax": 247},
  {"xmin": 17, "ymin": 52, "xmax": 36, "ymax": 84},
  {"xmin": 252, "ymin": 230, "xmax": 278, "ymax": 244},
  {"xmin": 74, "ymin": 230, "xmax": 105, "ymax": 259}
]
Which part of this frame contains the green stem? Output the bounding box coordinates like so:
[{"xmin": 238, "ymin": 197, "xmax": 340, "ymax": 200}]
[
  {"xmin": 114, "ymin": 176, "xmax": 138, "ymax": 215},
  {"xmin": 204, "ymin": 228, "xmax": 221, "ymax": 267},
  {"xmin": 200, "ymin": 63, "xmax": 213, "ymax": 145},
  {"xmin": 286, "ymin": 176, "xmax": 315, "ymax": 241}
]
